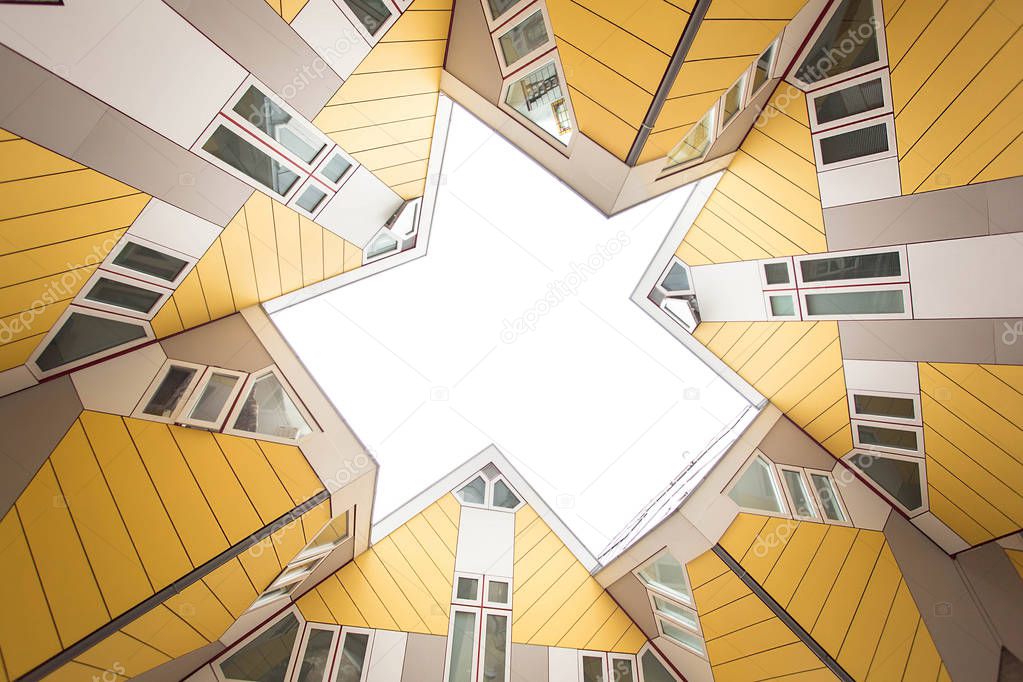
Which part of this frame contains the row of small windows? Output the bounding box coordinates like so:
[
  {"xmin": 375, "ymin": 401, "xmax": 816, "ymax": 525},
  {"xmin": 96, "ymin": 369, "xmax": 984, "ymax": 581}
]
[
  {"xmin": 633, "ymin": 550, "xmax": 706, "ymax": 660},
  {"xmin": 727, "ymin": 455, "xmax": 851, "ymax": 526},
  {"xmin": 454, "ymin": 463, "xmax": 523, "ymax": 511}
]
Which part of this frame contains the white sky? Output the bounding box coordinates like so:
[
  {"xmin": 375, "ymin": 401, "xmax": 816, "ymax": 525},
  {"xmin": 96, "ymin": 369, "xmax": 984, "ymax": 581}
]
[{"xmin": 273, "ymin": 105, "xmax": 750, "ymax": 554}]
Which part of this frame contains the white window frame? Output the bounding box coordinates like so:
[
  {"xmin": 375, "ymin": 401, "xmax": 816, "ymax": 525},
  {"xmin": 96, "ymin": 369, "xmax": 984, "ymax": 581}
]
[
  {"xmin": 329, "ymin": 626, "xmax": 375, "ymax": 682},
  {"xmin": 489, "ymin": 474, "xmax": 525, "ymax": 512},
  {"xmin": 637, "ymin": 643, "xmax": 683, "ymax": 681},
  {"xmin": 480, "ymin": 608, "xmax": 513, "ymax": 682},
  {"xmin": 132, "ymin": 359, "xmax": 207, "ymax": 424},
  {"xmin": 718, "ymin": 70, "xmax": 750, "ymax": 134},
  {"xmin": 808, "ymin": 68, "xmax": 893, "ymax": 133},
  {"xmin": 335, "ymin": 0, "xmax": 399, "ymax": 45},
  {"xmin": 777, "ymin": 466, "xmax": 820, "ymax": 521},
  {"xmin": 794, "ymin": 246, "xmax": 908, "ymax": 289},
  {"xmin": 790, "ymin": 0, "xmax": 888, "ymax": 91},
  {"xmin": 763, "ymin": 291, "xmax": 802, "ymax": 321},
  {"xmin": 647, "ymin": 590, "xmax": 702, "ymax": 637},
  {"xmin": 491, "ymin": 2, "xmax": 556, "ymax": 76},
  {"xmin": 483, "ymin": 575, "xmax": 513, "ymax": 609},
  {"xmin": 851, "ymin": 419, "xmax": 925, "ymax": 457},
  {"xmin": 213, "ymin": 607, "xmax": 306, "ymax": 682},
  {"xmin": 312, "ymin": 146, "xmax": 358, "ymax": 192},
  {"xmin": 443, "ymin": 606, "xmax": 482, "ymax": 682},
  {"xmin": 657, "ymin": 257, "xmax": 695, "ymax": 296},
  {"xmin": 28, "ymin": 305, "xmax": 154, "ymax": 380},
  {"xmin": 759, "ymin": 257, "xmax": 795, "ymax": 290},
  {"xmin": 843, "ymin": 449, "xmax": 928, "ymax": 516},
  {"xmin": 811, "ymin": 113, "xmax": 897, "ymax": 172},
  {"xmin": 224, "ymin": 366, "xmax": 317, "ymax": 444},
  {"xmin": 481, "ymin": 0, "xmax": 532, "ymax": 30},
  {"xmin": 655, "ymin": 614, "xmax": 706, "ymax": 658},
  {"xmin": 76, "ymin": 268, "xmax": 173, "ymax": 320},
  {"xmin": 452, "ymin": 572, "xmax": 485, "ymax": 607},
  {"xmin": 363, "ymin": 226, "xmax": 401, "ymax": 264},
  {"xmin": 454, "ymin": 473, "xmax": 491, "ymax": 510},
  {"xmin": 805, "ymin": 468, "xmax": 853, "ymax": 527},
  {"xmin": 295, "ymin": 510, "xmax": 351, "ymax": 563},
  {"xmin": 249, "ymin": 581, "xmax": 301, "ymax": 612},
  {"xmin": 632, "ymin": 548, "xmax": 695, "ymax": 608},
  {"xmin": 662, "ymin": 104, "xmax": 718, "ymax": 174},
  {"xmin": 848, "ymin": 389, "xmax": 921, "ymax": 426},
  {"xmin": 291, "ymin": 624, "xmax": 341, "ymax": 682},
  {"xmin": 609, "ymin": 653, "xmax": 639, "ymax": 682},
  {"xmin": 177, "ymin": 366, "xmax": 248, "ymax": 430},
  {"xmin": 104, "ymin": 234, "xmax": 197, "ymax": 288},
  {"xmin": 724, "ymin": 453, "xmax": 791, "ymax": 519},
  {"xmin": 745, "ymin": 38, "xmax": 780, "ymax": 105},
  {"xmin": 799, "ymin": 282, "xmax": 912, "ymax": 320},
  {"xmin": 271, "ymin": 554, "xmax": 323, "ymax": 591},
  {"xmin": 498, "ymin": 55, "xmax": 579, "ymax": 155},
  {"xmin": 578, "ymin": 651, "xmax": 610, "ymax": 682},
  {"xmin": 288, "ymin": 175, "xmax": 334, "ymax": 221}
]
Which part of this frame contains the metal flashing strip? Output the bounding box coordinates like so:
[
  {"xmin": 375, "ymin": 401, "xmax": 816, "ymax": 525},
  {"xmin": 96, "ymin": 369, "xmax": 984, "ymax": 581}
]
[
  {"xmin": 20, "ymin": 490, "xmax": 331, "ymax": 682},
  {"xmin": 712, "ymin": 544, "xmax": 855, "ymax": 682}
]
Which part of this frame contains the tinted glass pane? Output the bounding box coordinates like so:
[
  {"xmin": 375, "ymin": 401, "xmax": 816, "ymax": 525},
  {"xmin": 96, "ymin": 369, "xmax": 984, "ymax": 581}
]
[
  {"xmin": 805, "ymin": 290, "xmax": 904, "ymax": 316},
  {"xmin": 728, "ymin": 457, "xmax": 783, "ymax": 513},
  {"xmin": 220, "ymin": 613, "xmax": 300, "ymax": 682},
  {"xmin": 143, "ymin": 366, "xmax": 198, "ymax": 417},
  {"xmin": 341, "ymin": 0, "xmax": 391, "ymax": 35},
  {"xmin": 800, "ymin": 251, "xmax": 900, "ymax": 282},
  {"xmin": 487, "ymin": 0, "xmax": 524, "ymax": 20},
  {"xmin": 505, "ymin": 62, "xmax": 572, "ymax": 144},
  {"xmin": 86, "ymin": 277, "xmax": 162, "ymax": 313},
  {"xmin": 457, "ymin": 577, "xmax": 479, "ymax": 600},
  {"xmin": 113, "ymin": 242, "xmax": 188, "ymax": 282},
  {"xmin": 36, "ymin": 312, "xmax": 147, "ymax": 372},
  {"xmin": 366, "ymin": 232, "xmax": 398, "ymax": 259},
  {"xmin": 667, "ymin": 108, "xmax": 713, "ymax": 167},
  {"xmin": 814, "ymin": 78, "xmax": 884, "ymax": 124},
  {"xmin": 819, "ymin": 123, "xmax": 889, "ymax": 164},
  {"xmin": 321, "ymin": 154, "xmax": 353, "ymax": 183},
  {"xmin": 640, "ymin": 651, "xmax": 676, "ymax": 682},
  {"xmin": 770, "ymin": 295, "xmax": 796, "ymax": 317},
  {"xmin": 661, "ymin": 619, "xmax": 704, "ymax": 654},
  {"xmin": 448, "ymin": 611, "xmax": 476, "ymax": 682},
  {"xmin": 233, "ymin": 86, "xmax": 325, "ymax": 163},
  {"xmin": 482, "ymin": 614, "xmax": 508, "ymax": 682},
  {"xmin": 611, "ymin": 659, "xmax": 636, "ymax": 682},
  {"xmin": 303, "ymin": 512, "xmax": 349, "ymax": 558},
  {"xmin": 854, "ymin": 394, "xmax": 916, "ymax": 420},
  {"xmin": 722, "ymin": 74, "xmax": 746, "ymax": 126},
  {"xmin": 492, "ymin": 479, "xmax": 520, "ymax": 508},
  {"xmin": 638, "ymin": 553, "xmax": 691, "ymax": 604},
  {"xmin": 653, "ymin": 595, "xmax": 699, "ymax": 630},
  {"xmin": 499, "ymin": 11, "xmax": 548, "ymax": 65},
  {"xmin": 810, "ymin": 473, "xmax": 846, "ymax": 522},
  {"xmin": 582, "ymin": 656, "xmax": 605, "ymax": 682},
  {"xmin": 233, "ymin": 373, "xmax": 312, "ymax": 440},
  {"xmin": 783, "ymin": 470, "xmax": 818, "ymax": 518},
  {"xmin": 661, "ymin": 263, "xmax": 690, "ymax": 291},
  {"xmin": 751, "ymin": 44, "xmax": 774, "ymax": 94},
  {"xmin": 297, "ymin": 186, "xmax": 327, "ymax": 213},
  {"xmin": 189, "ymin": 372, "xmax": 239, "ymax": 423},
  {"xmin": 488, "ymin": 580, "xmax": 509, "ymax": 604},
  {"xmin": 763, "ymin": 261, "xmax": 790, "ymax": 285},
  {"xmin": 857, "ymin": 423, "xmax": 918, "ymax": 451},
  {"xmin": 297, "ymin": 629, "xmax": 336, "ymax": 682},
  {"xmin": 850, "ymin": 452, "xmax": 922, "ymax": 510},
  {"xmin": 335, "ymin": 632, "xmax": 369, "ymax": 682},
  {"xmin": 457, "ymin": 476, "xmax": 486, "ymax": 504},
  {"xmin": 796, "ymin": 0, "xmax": 879, "ymax": 84},
  {"xmin": 203, "ymin": 125, "xmax": 299, "ymax": 196}
]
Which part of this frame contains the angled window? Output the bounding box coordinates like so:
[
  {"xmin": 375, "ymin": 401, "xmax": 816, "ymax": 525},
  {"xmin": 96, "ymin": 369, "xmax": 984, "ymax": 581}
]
[
  {"xmin": 340, "ymin": 0, "xmax": 392, "ymax": 36},
  {"xmin": 802, "ymin": 285, "xmax": 909, "ymax": 319},
  {"xmin": 82, "ymin": 274, "xmax": 166, "ymax": 317},
  {"xmin": 848, "ymin": 451, "xmax": 925, "ymax": 513},
  {"xmin": 233, "ymin": 85, "xmax": 325, "ymax": 164},
  {"xmin": 492, "ymin": 479, "xmax": 520, "ymax": 509},
  {"xmin": 457, "ymin": 476, "xmax": 487, "ymax": 505},
  {"xmin": 797, "ymin": 249, "xmax": 902, "ymax": 285},
  {"xmin": 795, "ymin": 0, "xmax": 881, "ymax": 86},
  {"xmin": 319, "ymin": 151, "xmax": 354, "ymax": 185},
  {"xmin": 609, "ymin": 655, "xmax": 637, "ymax": 682},
  {"xmin": 766, "ymin": 293, "xmax": 799, "ymax": 320},
  {"xmin": 850, "ymin": 391, "xmax": 919, "ymax": 424},
  {"xmin": 135, "ymin": 360, "xmax": 204, "ymax": 422},
  {"xmin": 109, "ymin": 238, "xmax": 191, "ymax": 286},
  {"xmin": 636, "ymin": 550, "xmax": 693, "ymax": 606},
  {"xmin": 813, "ymin": 77, "xmax": 885, "ymax": 126},
  {"xmin": 639, "ymin": 647, "xmax": 680, "ymax": 682},
  {"xmin": 486, "ymin": 578, "xmax": 510, "ymax": 606},
  {"xmin": 334, "ymin": 629, "xmax": 371, "ymax": 682},
  {"xmin": 366, "ymin": 230, "xmax": 399, "ymax": 261},
  {"xmin": 455, "ymin": 575, "xmax": 481, "ymax": 603},
  {"xmin": 503, "ymin": 60, "xmax": 574, "ymax": 146},
  {"xmin": 297, "ymin": 511, "xmax": 350, "ymax": 561},
  {"xmin": 296, "ymin": 185, "xmax": 328, "ymax": 214},
  {"xmin": 728, "ymin": 455, "xmax": 786, "ymax": 515},
  {"xmin": 486, "ymin": 0, "xmax": 527, "ymax": 23},
  {"xmin": 219, "ymin": 612, "xmax": 302, "ymax": 682},
  {"xmin": 781, "ymin": 468, "xmax": 819, "ymax": 520},
  {"xmin": 720, "ymin": 72, "xmax": 747, "ymax": 129},
  {"xmin": 819, "ymin": 122, "xmax": 888, "ymax": 164},
  {"xmin": 665, "ymin": 106, "xmax": 715, "ymax": 169},
  {"xmin": 809, "ymin": 472, "xmax": 849, "ymax": 524},
  {"xmin": 33, "ymin": 309, "xmax": 149, "ymax": 375},
  {"xmin": 651, "ymin": 594, "xmax": 700, "ymax": 632},
  {"xmin": 497, "ymin": 10, "xmax": 550, "ymax": 69},
  {"xmin": 454, "ymin": 468, "xmax": 523, "ymax": 511},
  {"xmin": 657, "ymin": 616, "xmax": 706, "ymax": 655},
  {"xmin": 179, "ymin": 368, "xmax": 246, "ymax": 429},
  {"xmin": 853, "ymin": 421, "xmax": 922, "ymax": 454},
  {"xmin": 295, "ymin": 627, "xmax": 337, "ymax": 682},
  {"xmin": 749, "ymin": 41, "xmax": 776, "ymax": 97},
  {"xmin": 761, "ymin": 260, "xmax": 792, "ymax": 288},
  {"xmin": 660, "ymin": 260, "xmax": 692, "ymax": 293},
  {"xmin": 202, "ymin": 124, "xmax": 300, "ymax": 197},
  {"xmin": 230, "ymin": 369, "xmax": 313, "ymax": 442}
]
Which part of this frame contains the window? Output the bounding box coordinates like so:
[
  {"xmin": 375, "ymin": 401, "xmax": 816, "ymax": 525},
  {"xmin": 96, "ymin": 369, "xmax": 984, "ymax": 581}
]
[
  {"xmin": 229, "ymin": 369, "xmax": 313, "ymax": 442},
  {"xmin": 651, "ymin": 594, "xmax": 699, "ymax": 631},
  {"xmin": 795, "ymin": 0, "xmax": 881, "ymax": 86},
  {"xmin": 457, "ymin": 476, "xmax": 486, "ymax": 505},
  {"xmin": 319, "ymin": 151, "xmax": 353, "ymax": 185},
  {"xmin": 32, "ymin": 309, "xmax": 150, "ymax": 375},
  {"xmin": 295, "ymin": 627, "xmax": 337, "ymax": 682},
  {"xmin": 847, "ymin": 451, "xmax": 925, "ymax": 513},
  {"xmin": 179, "ymin": 368, "xmax": 246, "ymax": 429},
  {"xmin": 503, "ymin": 60, "xmax": 574, "ymax": 146},
  {"xmin": 661, "ymin": 297, "xmax": 700, "ymax": 332},
  {"xmin": 365, "ymin": 230, "xmax": 399, "ymax": 261},
  {"xmin": 851, "ymin": 392, "xmax": 917, "ymax": 422},
  {"xmin": 820, "ymin": 122, "xmax": 888, "ymax": 164},
  {"xmin": 761, "ymin": 260, "xmax": 791, "ymax": 288},
  {"xmin": 453, "ymin": 467, "xmax": 524, "ymax": 511},
  {"xmin": 297, "ymin": 512, "xmax": 350, "ymax": 561},
  {"xmin": 720, "ymin": 72, "xmax": 747, "ymax": 129},
  {"xmin": 82, "ymin": 274, "xmax": 166, "ymax": 317},
  {"xmin": 727, "ymin": 455, "xmax": 786, "ymax": 515},
  {"xmin": 134, "ymin": 361, "xmax": 204, "ymax": 422},
  {"xmin": 232, "ymin": 85, "xmax": 325, "ymax": 164},
  {"xmin": 809, "ymin": 472, "xmax": 848, "ymax": 523},
  {"xmin": 455, "ymin": 575, "xmax": 481, "ymax": 603},
  {"xmin": 272, "ymin": 556, "xmax": 320, "ymax": 590},
  {"xmin": 481, "ymin": 612, "xmax": 510, "ymax": 682},
  {"xmin": 485, "ymin": 577, "xmax": 511, "ymax": 607},
  {"xmin": 639, "ymin": 647, "xmax": 679, "ymax": 682},
  {"xmin": 491, "ymin": 479, "xmax": 520, "ymax": 509},
  {"xmin": 486, "ymin": 0, "xmax": 526, "ymax": 23},
  {"xmin": 340, "ymin": 0, "xmax": 392, "ymax": 36},
  {"xmin": 497, "ymin": 9, "xmax": 550, "ymax": 69},
  {"xmin": 334, "ymin": 629, "xmax": 371, "ymax": 682},
  {"xmin": 766, "ymin": 293, "xmax": 798, "ymax": 320},
  {"xmin": 659, "ymin": 260, "xmax": 692, "ymax": 293},
  {"xmin": 446, "ymin": 609, "xmax": 479, "ymax": 682},
  {"xmin": 813, "ymin": 77, "xmax": 884, "ymax": 126},
  {"xmin": 781, "ymin": 468, "xmax": 818, "ymax": 520},
  {"xmin": 665, "ymin": 106, "xmax": 715, "ymax": 169},
  {"xmin": 609, "ymin": 655, "xmax": 637, "ymax": 682},
  {"xmin": 636, "ymin": 550, "xmax": 693, "ymax": 605},
  {"xmin": 202, "ymin": 124, "xmax": 300, "ymax": 197},
  {"xmin": 109, "ymin": 238, "xmax": 191, "ymax": 286},
  {"xmin": 581, "ymin": 653, "xmax": 607, "ymax": 682},
  {"xmin": 657, "ymin": 617, "xmax": 705, "ymax": 655},
  {"xmin": 219, "ymin": 612, "xmax": 302, "ymax": 682},
  {"xmin": 797, "ymin": 249, "xmax": 902, "ymax": 284},
  {"xmin": 749, "ymin": 42, "xmax": 776, "ymax": 97},
  {"xmin": 802, "ymin": 285, "xmax": 910, "ymax": 319},
  {"xmin": 853, "ymin": 421, "xmax": 922, "ymax": 454},
  {"xmin": 296, "ymin": 185, "xmax": 327, "ymax": 214}
]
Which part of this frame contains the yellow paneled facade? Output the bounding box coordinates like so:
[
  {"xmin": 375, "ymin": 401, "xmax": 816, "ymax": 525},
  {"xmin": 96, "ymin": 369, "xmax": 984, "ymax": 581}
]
[
  {"xmin": 886, "ymin": 0, "xmax": 1023, "ymax": 193},
  {"xmin": 0, "ymin": 411, "xmax": 326, "ymax": 680},
  {"xmin": 686, "ymin": 548, "xmax": 838, "ymax": 681},
  {"xmin": 719, "ymin": 513, "xmax": 948, "ymax": 682},
  {"xmin": 264, "ymin": 0, "xmax": 310, "ymax": 23},
  {"xmin": 0, "ymin": 130, "xmax": 150, "ymax": 373},
  {"xmin": 313, "ymin": 0, "xmax": 452, "ymax": 200},
  {"xmin": 150, "ymin": 192, "xmax": 362, "ymax": 339}
]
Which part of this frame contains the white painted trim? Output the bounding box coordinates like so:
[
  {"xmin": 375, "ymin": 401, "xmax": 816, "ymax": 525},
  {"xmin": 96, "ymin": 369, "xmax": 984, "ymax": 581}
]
[
  {"xmin": 800, "ymin": 282, "xmax": 913, "ymax": 320},
  {"xmin": 847, "ymin": 388, "xmax": 922, "ymax": 426},
  {"xmin": 104, "ymin": 234, "xmax": 198, "ymax": 289},
  {"xmin": 27, "ymin": 305, "xmax": 154, "ymax": 380},
  {"xmin": 490, "ymin": 2, "xmax": 555, "ymax": 76},
  {"xmin": 812, "ymin": 114, "xmax": 897, "ymax": 172},
  {"xmin": 442, "ymin": 606, "xmax": 481, "ymax": 682},
  {"xmin": 794, "ymin": 245, "xmax": 908, "ymax": 288},
  {"xmin": 850, "ymin": 419, "xmax": 924, "ymax": 457},
  {"xmin": 498, "ymin": 55, "xmax": 579, "ymax": 155},
  {"xmin": 808, "ymin": 68, "xmax": 892, "ymax": 132},
  {"xmin": 777, "ymin": 465, "xmax": 821, "ymax": 521},
  {"xmin": 329, "ymin": 627, "xmax": 375, "ymax": 682},
  {"xmin": 804, "ymin": 467, "xmax": 852, "ymax": 527},
  {"xmin": 76, "ymin": 268, "xmax": 173, "ymax": 320},
  {"xmin": 131, "ymin": 358, "xmax": 207, "ymax": 424},
  {"xmin": 177, "ymin": 366, "xmax": 248, "ymax": 430},
  {"xmin": 223, "ymin": 365, "xmax": 317, "ymax": 444},
  {"xmin": 290, "ymin": 624, "xmax": 340, "ymax": 682}
]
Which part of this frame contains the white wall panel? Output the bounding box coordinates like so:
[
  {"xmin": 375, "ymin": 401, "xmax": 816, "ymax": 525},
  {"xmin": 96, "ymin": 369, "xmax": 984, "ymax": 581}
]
[
  {"xmin": 818, "ymin": 156, "xmax": 901, "ymax": 209},
  {"xmin": 843, "ymin": 359, "xmax": 919, "ymax": 394},
  {"xmin": 455, "ymin": 507, "xmax": 515, "ymax": 577},
  {"xmin": 0, "ymin": 0, "xmax": 246, "ymax": 147},
  {"xmin": 128, "ymin": 198, "xmax": 222, "ymax": 258},
  {"xmin": 548, "ymin": 647, "xmax": 579, "ymax": 682},
  {"xmin": 367, "ymin": 630, "xmax": 407, "ymax": 682},
  {"xmin": 690, "ymin": 261, "xmax": 768, "ymax": 322},
  {"xmin": 908, "ymin": 234, "xmax": 1023, "ymax": 319},
  {"xmin": 291, "ymin": 0, "xmax": 372, "ymax": 81},
  {"xmin": 316, "ymin": 167, "xmax": 404, "ymax": 248}
]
